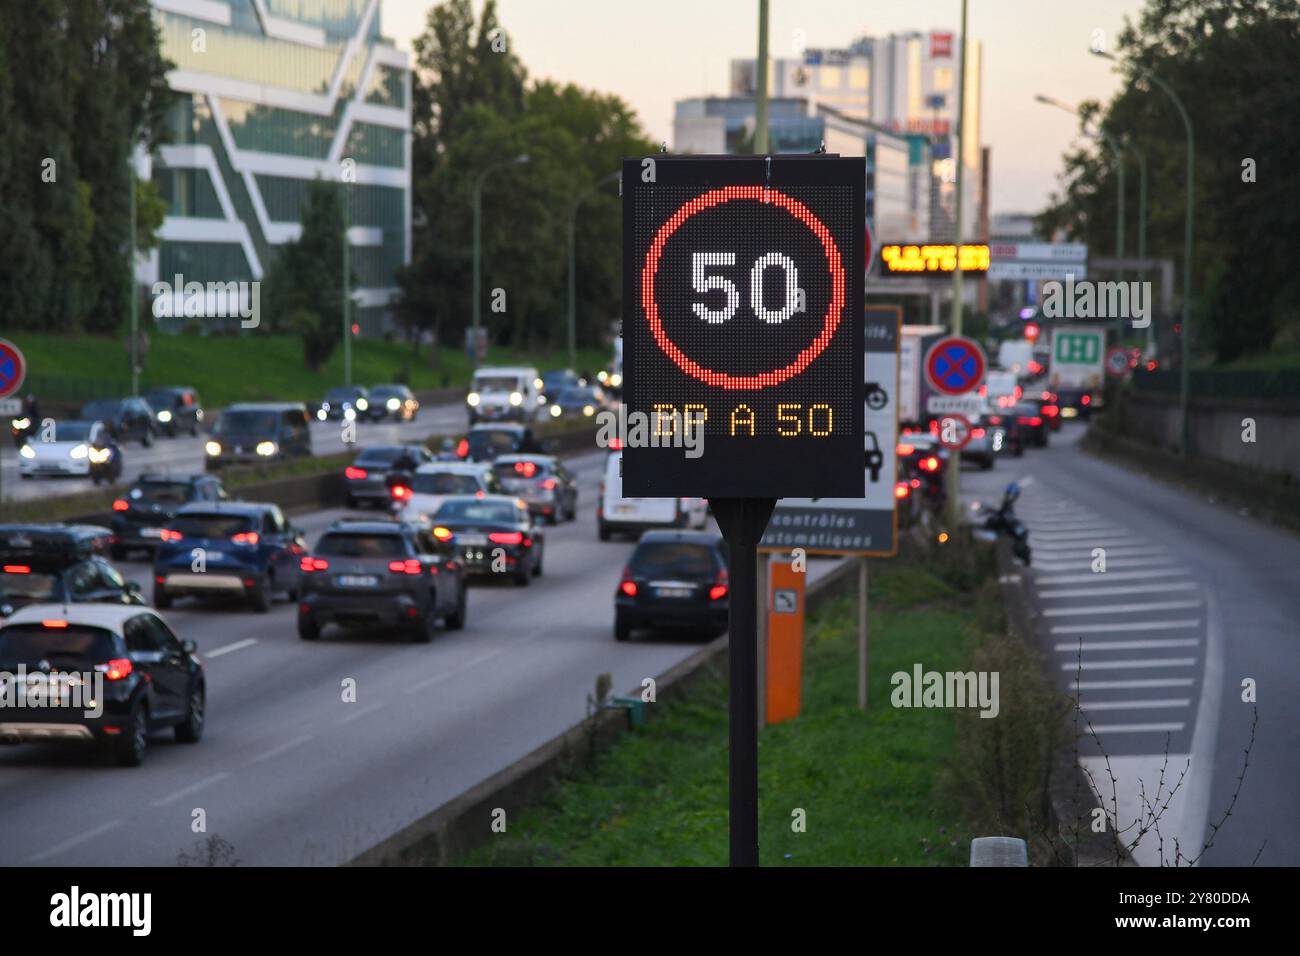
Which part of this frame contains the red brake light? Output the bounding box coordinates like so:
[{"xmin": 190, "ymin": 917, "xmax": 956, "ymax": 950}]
[
  {"xmin": 99, "ymin": 658, "xmax": 133, "ymax": 681},
  {"xmin": 488, "ymin": 531, "xmax": 524, "ymax": 545},
  {"xmin": 709, "ymin": 584, "xmax": 728, "ymax": 601},
  {"xmin": 894, "ymin": 482, "xmax": 910, "ymax": 499},
  {"xmin": 608, "ymin": 437, "xmax": 625, "ymax": 451},
  {"xmin": 1043, "ymin": 405, "xmax": 1058, "ymax": 416},
  {"xmin": 432, "ymin": 526, "xmax": 453, "ymax": 542},
  {"xmin": 300, "ymin": 557, "xmax": 329, "ymax": 572},
  {"xmin": 978, "ymin": 384, "xmax": 987, "ymax": 396},
  {"xmin": 112, "ymin": 499, "xmax": 129, "ymax": 511},
  {"xmin": 391, "ymin": 485, "xmax": 412, "ymax": 501},
  {"xmin": 987, "ymin": 415, "xmax": 1002, "ymax": 425},
  {"xmin": 388, "ymin": 558, "xmax": 423, "ymax": 575},
  {"xmin": 910, "ymin": 478, "xmax": 921, "ymax": 488},
  {"xmin": 514, "ymin": 461, "xmax": 538, "ymax": 478},
  {"xmin": 540, "ymin": 478, "xmax": 557, "ymax": 490},
  {"xmin": 1081, "ymin": 394, "xmax": 1092, "ymax": 405},
  {"xmin": 3, "ymin": 565, "xmax": 30, "ymax": 574},
  {"xmin": 619, "ymin": 567, "xmax": 637, "ymax": 597},
  {"xmin": 160, "ymin": 529, "xmax": 182, "ymax": 542},
  {"xmin": 456, "ymin": 439, "xmax": 469, "ymax": 458},
  {"xmin": 345, "ymin": 466, "xmax": 367, "ymax": 480},
  {"xmin": 896, "ymin": 443, "xmax": 915, "ymax": 456},
  {"xmin": 1030, "ymin": 417, "xmax": 1043, "ymax": 427},
  {"xmin": 41, "ymin": 619, "xmax": 68, "ymax": 628},
  {"xmin": 232, "ymin": 531, "xmax": 260, "ymax": 545},
  {"xmin": 920, "ymin": 456, "xmax": 940, "ymax": 472},
  {"xmin": 971, "ymin": 428, "xmax": 986, "ymax": 438}
]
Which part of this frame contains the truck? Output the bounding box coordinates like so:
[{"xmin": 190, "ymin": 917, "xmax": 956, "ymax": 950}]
[{"xmin": 1048, "ymin": 325, "xmax": 1106, "ymax": 419}]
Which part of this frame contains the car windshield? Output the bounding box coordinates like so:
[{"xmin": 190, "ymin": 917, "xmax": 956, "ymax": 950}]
[
  {"xmin": 50, "ymin": 422, "xmax": 93, "ymax": 442},
  {"xmin": 131, "ymin": 482, "xmax": 192, "ymax": 505},
  {"xmin": 370, "ymin": 386, "xmax": 404, "ymax": 399},
  {"xmin": 170, "ymin": 513, "xmax": 256, "ymax": 538},
  {"xmin": 434, "ymin": 500, "xmax": 519, "ymax": 523},
  {"xmin": 143, "ymin": 390, "xmax": 177, "ymax": 409},
  {"xmin": 631, "ymin": 542, "xmax": 717, "ymax": 578},
  {"xmin": 216, "ymin": 411, "xmax": 276, "ymax": 435},
  {"xmin": 326, "ymin": 388, "xmax": 362, "ymax": 403},
  {"xmin": 0, "ymin": 625, "xmax": 117, "ymax": 668},
  {"xmin": 0, "ymin": 567, "xmax": 59, "ymax": 601},
  {"xmin": 557, "ymin": 388, "xmax": 597, "ymax": 403},
  {"xmin": 356, "ymin": 447, "xmax": 404, "ymax": 467},
  {"xmin": 315, "ymin": 533, "xmax": 408, "ymax": 558},
  {"xmin": 474, "ymin": 376, "xmax": 519, "ymax": 393},
  {"xmin": 413, "ymin": 472, "xmax": 480, "ymax": 495}
]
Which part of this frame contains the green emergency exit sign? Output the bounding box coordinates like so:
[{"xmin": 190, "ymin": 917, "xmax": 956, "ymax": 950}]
[{"xmin": 1055, "ymin": 332, "xmax": 1101, "ymax": 364}]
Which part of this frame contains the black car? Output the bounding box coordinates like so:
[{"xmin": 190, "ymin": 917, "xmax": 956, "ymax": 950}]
[
  {"xmin": 429, "ymin": 495, "xmax": 544, "ymax": 586},
  {"xmin": 366, "ymin": 384, "xmax": 419, "ymax": 422},
  {"xmin": 143, "ymin": 386, "xmax": 204, "ymax": 437},
  {"xmin": 297, "ymin": 519, "xmax": 467, "ymax": 642},
  {"xmin": 491, "ymin": 454, "xmax": 577, "ymax": 524},
  {"xmin": 0, "ymin": 524, "xmax": 144, "ymax": 622},
  {"xmin": 1011, "ymin": 402, "xmax": 1050, "ymax": 448},
  {"xmin": 316, "ymin": 386, "xmax": 371, "ymax": 422},
  {"xmin": 80, "ymin": 397, "xmax": 157, "ymax": 447},
  {"xmin": 110, "ymin": 474, "xmax": 227, "ymax": 559},
  {"xmin": 205, "ymin": 403, "xmax": 313, "ymax": 469},
  {"xmin": 539, "ymin": 369, "xmax": 583, "ymax": 405},
  {"xmin": 614, "ymin": 531, "xmax": 729, "ymax": 642},
  {"xmin": 982, "ymin": 412, "xmax": 1026, "ymax": 456},
  {"xmin": 344, "ymin": 444, "xmax": 434, "ymax": 509},
  {"xmin": 1054, "ymin": 387, "xmax": 1098, "ymax": 421},
  {"xmin": 0, "ymin": 604, "xmax": 204, "ymax": 766},
  {"xmin": 544, "ymin": 385, "xmax": 611, "ymax": 422},
  {"xmin": 460, "ymin": 424, "xmax": 542, "ymax": 463}
]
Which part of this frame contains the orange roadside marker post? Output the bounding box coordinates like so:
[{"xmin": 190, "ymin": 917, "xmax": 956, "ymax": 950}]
[{"xmin": 766, "ymin": 558, "xmax": 805, "ymax": 725}]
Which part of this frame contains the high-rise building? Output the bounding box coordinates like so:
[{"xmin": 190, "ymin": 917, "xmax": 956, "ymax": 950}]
[
  {"xmin": 142, "ymin": 0, "xmax": 411, "ymax": 333},
  {"xmin": 673, "ymin": 97, "xmax": 824, "ymax": 154}
]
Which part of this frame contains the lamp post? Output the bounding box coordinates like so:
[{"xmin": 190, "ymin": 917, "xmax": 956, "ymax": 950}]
[
  {"xmin": 567, "ymin": 170, "xmax": 620, "ymax": 372},
  {"xmin": 1093, "ymin": 48, "xmax": 1194, "ymax": 456},
  {"xmin": 754, "ymin": 0, "xmax": 769, "ymax": 154},
  {"xmin": 472, "ymin": 154, "xmax": 530, "ymax": 369},
  {"xmin": 944, "ymin": 0, "xmax": 968, "ymax": 531},
  {"xmin": 341, "ymin": 179, "xmax": 352, "ymax": 386}
]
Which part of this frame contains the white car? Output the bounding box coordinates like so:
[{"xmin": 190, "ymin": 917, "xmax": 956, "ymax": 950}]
[
  {"xmin": 397, "ymin": 462, "xmax": 505, "ymax": 523},
  {"xmin": 466, "ymin": 366, "xmax": 543, "ymax": 425},
  {"xmin": 17, "ymin": 420, "xmax": 121, "ymax": 484},
  {"xmin": 597, "ymin": 451, "xmax": 707, "ymax": 541}
]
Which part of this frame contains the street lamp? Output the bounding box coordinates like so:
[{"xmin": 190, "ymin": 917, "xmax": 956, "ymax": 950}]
[
  {"xmin": 1093, "ymin": 48, "xmax": 1195, "ymax": 456},
  {"xmin": 567, "ymin": 170, "xmax": 620, "ymax": 372},
  {"xmin": 472, "ymin": 153, "xmax": 530, "ymax": 368}
]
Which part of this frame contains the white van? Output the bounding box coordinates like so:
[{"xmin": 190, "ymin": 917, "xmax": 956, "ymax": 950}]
[
  {"xmin": 466, "ymin": 366, "xmax": 543, "ymax": 425},
  {"xmin": 597, "ymin": 450, "xmax": 707, "ymax": 541}
]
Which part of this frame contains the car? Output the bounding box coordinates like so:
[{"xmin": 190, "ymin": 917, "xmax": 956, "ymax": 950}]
[
  {"xmin": 895, "ymin": 435, "xmax": 949, "ymax": 507},
  {"xmin": 80, "ymin": 397, "xmax": 157, "ymax": 446},
  {"xmin": 1036, "ymin": 389, "xmax": 1063, "ymax": 432},
  {"xmin": 465, "ymin": 366, "xmax": 543, "ymax": 424},
  {"xmin": 539, "ymin": 369, "xmax": 584, "ymax": 405},
  {"xmin": 110, "ymin": 474, "xmax": 228, "ymax": 559},
  {"xmin": 296, "ymin": 518, "xmax": 467, "ymax": 642},
  {"xmin": 344, "ymin": 444, "xmax": 434, "ymax": 509},
  {"xmin": 1054, "ymin": 387, "xmax": 1097, "ymax": 421},
  {"xmin": 316, "ymin": 386, "xmax": 371, "ymax": 422},
  {"xmin": 961, "ymin": 419, "xmax": 998, "ymax": 470},
  {"xmin": 205, "ymin": 403, "xmax": 312, "ymax": 469},
  {"xmin": 0, "ymin": 524, "xmax": 143, "ymax": 622},
  {"xmin": 597, "ymin": 450, "xmax": 708, "ymax": 541},
  {"xmin": 151, "ymin": 502, "xmax": 307, "ymax": 612},
  {"xmin": 544, "ymin": 385, "xmax": 612, "ymax": 421},
  {"xmin": 1011, "ymin": 402, "xmax": 1050, "ymax": 448},
  {"xmin": 17, "ymin": 420, "xmax": 123, "ymax": 484},
  {"xmin": 428, "ymin": 495, "xmax": 544, "ymax": 586},
  {"xmin": 0, "ymin": 603, "xmax": 204, "ymax": 766},
  {"xmin": 398, "ymin": 462, "xmax": 505, "ymax": 524},
  {"xmin": 614, "ymin": 531, "xmax": 729, "ymax": 642},
  {"xmin": 981, "ymin": 411, "xmax": 1025, "ymax": 457},
  {"xmin": 459, "ymin": 424, "xmax": 543, "ymax": 463},
  {"xmin": 491, "ymin": 454, "xmax": 578, "ymax": 524},
  {"xmin": 366, "ymin": 384, "xmax": 420, "ymax": 422},
  {"xmin": 142, "ymin": 386, "xmax": 204, "ymax": 438}
]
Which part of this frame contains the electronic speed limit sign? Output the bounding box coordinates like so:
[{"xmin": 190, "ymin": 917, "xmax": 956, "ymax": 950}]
[{"xmin": 621, "ymin": 156, "xmax": 865, "ymax": 497}]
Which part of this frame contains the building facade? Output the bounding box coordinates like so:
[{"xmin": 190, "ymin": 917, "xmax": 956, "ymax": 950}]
[
  {"xmin": 673, "ymin": 96, "xmax": 824, "ymax": 154},
  {"xmin": 143, "ymin": 0, "xmax": 411, "ymax": 334}
]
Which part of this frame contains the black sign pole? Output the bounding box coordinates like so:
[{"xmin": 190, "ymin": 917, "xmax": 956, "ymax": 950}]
[{"xmin": 711, "ymin": 496, "xmax": 776, "ymax": 867}]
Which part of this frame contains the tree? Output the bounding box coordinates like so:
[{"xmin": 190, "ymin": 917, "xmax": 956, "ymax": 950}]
[{"xmin": 264, "ymin": 180, "xmax": 350, "ymax": 371}]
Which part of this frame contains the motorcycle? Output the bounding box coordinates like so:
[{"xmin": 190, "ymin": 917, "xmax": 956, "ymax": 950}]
[
  {"xmin": 9, "ymin": 415, "xmax": 35, "ymax": 447},
  {"xmin": 972, "ymin": 482, "xmax": 1031, "ymax": 565}
]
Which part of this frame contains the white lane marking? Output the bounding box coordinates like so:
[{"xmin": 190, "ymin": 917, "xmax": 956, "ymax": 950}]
[
  {"xmin": 1033, "ymin": 559, "xmax": 1183, "ymax": 572},
  {"xmin": 1072, "ymin": 678, "xmax": 1195, "ymax": 689},
  {"xmin": 1033, "ymin": 531, "xmax": 1143, "ymax": 543},
  {"xmin": 1042, "ymin": 600, "xmax": 1201, "ymax": 617},
  {"xmin": 1037, "ymin": 582, "xmax": 1200, "ymax": 599},
  {"xmin": 29, "ymin": 820, "xmax": 123, "ymax": 862},
  {"xmin": 337, "ymin": 702, "xmax": 384, "ymax": 726},
  {"xmin": 1088, "ymin": 722, "xmax": 1186, "ymax": 733},
  {"xmin": 1080, "ymin": 699, "xmax": 1191, "ymax": 711},
  {"xmin": 205, "ymin": 638, "xmax": 258, "ymax": 658},
  {"xmin": 1033, "ymin": 545, "xmax": 1168, "ymax": 558},
  {"xmin": 1053, "ymin": 638, "xmax": 1199, "ymax": 652},
  {"xmin": 1051, "ymin": 619, "xmax": 1201, "ymax": 634},
  {"xmin": 252, "ymin": 734, "xmax": 314, "ymax": 764},
  {"xmin": 402, "ymin": 648, "xmax": 508, "ymax": 695},
  {"xmin": 1034, "ymin": 569, "xmax": 1191, "ymax": 585},
  {"xmin": 151, "ymin": 772, "xmax": 230, "ymax": 807},
  {"xmin": 1062, "ymin": 658, "xmax": 1197, "ymax": 671}
]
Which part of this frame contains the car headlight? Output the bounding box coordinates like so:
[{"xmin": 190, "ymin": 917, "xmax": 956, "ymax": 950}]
[
  {"xmin": 583, "ymin": 405, "xmax": 594, "ymax": 416},
  {"xmin": 19, "ymin": 443, "xmax": 35, "ymax": 459},
  {"xmin": 609, "ymin": 373, "xmax": 622, "ymax": 388},
  {"xmin": 157, "ymin": 410, "xmax": 173, "ymax": 423},
  {"xmin": 343, "ymin": 408, "xmax": 356, "ymax": 421},
  {"xmin": 509, "ymin": 391, "xmax": 523, "ymax": 406},
  {"xmin": 550, "ymin": 405, "xmax": 562, "ymax": 418},
  {"xmin": 256, "ymin": 441, "xmax": 277, "ymax": 456},
  {"xmin": 12, "ymin": 417, "xmax": 30, "ymax": 430},
  {"xmin": 88, "ymin": 446, "xmax": 111, "ymax": 464},
  {"xmin": 387, "ymin": 397, "xmax": 400, "ymax": 411},
  {"xmin": 467, "ymin": 392, "xmax": 480, "ymax": 407},
  {"xmin": 537, "ymin": 394, "xmax": 546, "ymax": 404},
  {"xmin": 69, "ymin": 444, "xmax": 88, "ymax": 460},
  {"xmin": 205, "ymin": 441, "xmax": 222, "ymax": 457},
  {"xmin": 534, "ymin": 378, "xmax": 544, "ymax": 391},
  {"xmin": 356, "ymin": 398, "xmax": 368, "ymax": 411},
  {"xmin": 316, "ymin": 408, "xmax": 328, "ymax": 421}
]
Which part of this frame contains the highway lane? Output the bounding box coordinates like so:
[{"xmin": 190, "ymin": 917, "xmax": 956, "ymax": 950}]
[
  {"xmin": 0, "ymin": 400, "xmax": 470, "ymax": 505},
  {"xmin": 962, "ymin": 424, "xmax": 1300, "ymax": 866},
  {"xmin": 0, "ymin": 447, "xmax": 837, "ymax": 865}
]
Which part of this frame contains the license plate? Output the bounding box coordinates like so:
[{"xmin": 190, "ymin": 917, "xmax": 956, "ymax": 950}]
[
  {"xmin": 204, "ymin": 550, "xmax": 225, "ymax": 561},
  {"xmin": 458, "ymin": 533, "xmax": 488, "ymax": 545},
  {"xmin": 655, "ymin": 587, "xmax": 693, "ymax": 599},
  {"xmin": 337, "ymin": 575, "xmax": 378, "ymax": 588},
  {"xmin": 141, "ymin": 527, "xmax": 162, "ymax": 538}
]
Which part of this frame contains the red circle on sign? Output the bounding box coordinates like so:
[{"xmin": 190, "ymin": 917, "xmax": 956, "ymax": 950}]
[
  {"xmin": 925, "ymin": 336, "xmax": 986, "ymax": 396},
  {"xmin": 0, "ymin": 339, "xmax": 27, "ymax": 400},
  {"xmin": 1106, "ymin": 346, "xmax": 1129, "ymax": 377},
  {"xmin": 938, "ymin": 413, "xmax": 972, "ymax": 450},
  {"xmin": 640, "ymin": 186, "xmax": 846, "ymax": 390}
]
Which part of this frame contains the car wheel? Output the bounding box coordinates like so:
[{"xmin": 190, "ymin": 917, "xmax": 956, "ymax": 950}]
[
  {"xmin": 614, "ymin": 614, "xmax": 631, "ymax": 642},
  {"xmin": 174, "ymin": 683, "xmax": 205, "ymax": 743},
  {"xmin": 412, "ymin": 608, "xmax": 437, "ymax": 643},
  {"xmin": 532, "ymin": 548, "xmax": 543, "ymax": 577},
  {"xmin": 514, "ymin": 559, "xmax": 532, "ymax": 587},
  {"xmin": 444, "ymin": 587, "xmax": 467, "ymax": 631},
  {"xmin": 110, "ymin": 545, "xmax": 127, "ymax": 561},
  {"xmin": 114, "ymin": 701, "xmax": 148, "ymax": 767},
  {"xmin": 298, "ymin": 615, "xmax": 321, "ymax": 641},
  {"xmin": 153, "ymin": 587, "xmax": 171, "ymax": 609},
  {"xmin": 250, "ymin": 578, "xmax": 272, "ymax": 613}
]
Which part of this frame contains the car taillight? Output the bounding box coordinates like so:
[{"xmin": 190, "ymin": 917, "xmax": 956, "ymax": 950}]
[
  {"xmin": 896, "ymin": 443, "xmax": 914, "ymax": 456},
  {"xmin": 709, "ymin": 567, "xmax": 729, "ymax": 601},
  {"xmin": 1081, "ymin": 394, "xmax": 1092, "ymax": 405},
  {"xmin": 391, "ymin": 485, "xmax": 412, "ymax": 501},
  {"xmin": 160, "ymin": 529, "xmax": 182, "ymax": 542},
  {"xmin": 919, "ymin": 456, "xmax": 940, "ymax": 472},
  {"xmin": 1016, "ymin": 417, "xmax": 1033, "ymax": 425},
  {"xmin": 112, "ymin": 499, "xmax": 129, "ymax": 511},
  {"xmin": 514, "ymin": 461, "xmax": 538, "ymax": 477},
  {"xmin": 3, "ymin": 565, "xmax": 30, "ymax": 574},
  {"xmin": 910, "ymin": 478, "xmax": 921, "ymax": 488},
  {"xmin": 488, "ymin": 531, "xmax": 524, "ymax": 545},
  {"xmin": 619, "ymin": 567, "xmax": 637, "ymax": 596},
  {"xmin": 540, "ymin": 478, "xmax": 557, "ymax": 490},
  {"xmin": 388, "ymin": 559, "xmax": 423, "ymax": 575},
  {"xmin": 232, "ymin": 531, "xmax": 260, "ymax": 545},
  {"xmin": 41, "ymin": 619, "xmax": 68, "ymax": 628},
  {"xmin": 987, "ymin": 415, "xmax": 1002, "ymax": 425},
  {"xmin": 1030, "ymin": 417, "xmax": 1043, "ymax": 426},
  {"xmin": 894, "ymin": 482, "xmax": 910, "ymax": 499},
  {"xmin": 432, "ymin": 526, "xmax": 453, "ymax": 542},
  {"xmin": 456, "ymin": 439, "xmax": 469, "ymax": 457},
  {"xmin": 97, "ymin": 658, "xmax": 133, "ymax": 681},
  {"xmin": 1043, "ymin": 405, "xmax": 1059, "ymax": 416},
  {"xmin": 300, "ymin": 557, "xmax": 329, "ymax": 572},
  {"xmin": 345, "ymin": 466, "xmax": 367, "ymax": 480},
  {"xmin": 971, "ymin": 428, "xmax": 986, "ymax": 438}
]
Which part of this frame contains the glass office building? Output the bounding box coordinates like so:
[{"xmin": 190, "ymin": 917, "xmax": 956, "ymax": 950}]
[{"xmin": 143, "ymin": 0, "xmax": 411, "ymax": 333}]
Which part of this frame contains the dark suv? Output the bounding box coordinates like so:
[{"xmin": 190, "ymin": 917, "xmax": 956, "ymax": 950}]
[
  {"xmin": 460, "ymin": 424, "xmax": 542, "ymax": 462},
  {"xmin": 110, "ymin": 474, "xmax": 228, "ymax": 559},
  {"xmin": 143, "ymin": 386, "xmax": 204, "ymax": 438},
  {"xmin": 297, "ymin": 519, "xmax": 467, "ymax": 642},
  {"xmin": 614, "ymin": 531, "xmax": 729, "ymax": 642},
  {"xmin": 80, "ymin": 397, "xmax": 157, "ymax": 447},
  {"xmin": 0, "ymin": 524, "xmax": 144, "ymax": 622},
  {"xmin": 205, "ymin": 403, "xmax": 312, "ymax": 469}
]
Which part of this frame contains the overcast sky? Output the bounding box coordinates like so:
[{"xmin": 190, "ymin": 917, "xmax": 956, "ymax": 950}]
[{"xmin": 382, "ymin": 0, "xmax": 1147, "ymax": 216}]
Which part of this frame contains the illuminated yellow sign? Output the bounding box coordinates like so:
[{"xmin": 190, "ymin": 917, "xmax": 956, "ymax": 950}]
[{"xmin": 879, "ymin": 243, "xmax": 990, "ymax": 274}]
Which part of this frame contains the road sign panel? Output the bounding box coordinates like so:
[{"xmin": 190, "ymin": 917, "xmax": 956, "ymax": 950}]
[
  {"xmin": 0, "ymin": 339, "xmax": 26, "ymax": 400},
  {"xmin": 937, "ymin": 413, "xmax": 972, "ymax": 450},
  {"xmin": 924, "ymin": 335, "xmax": 985, "ymax": 396},
  {"xmin": 1106, "ymin": 346, "xmax": 1130, "ymax": 377},
  {"xmin": 622, "ymin": 155, "xmax": 865, "ymax": 497},
  {"xmin": 926, "ymin": 393, "xmax": 984, "ymax": 416},
  {"xmin": 0, "ymin": 398, "xmax": 20, "ymax": 416}
]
